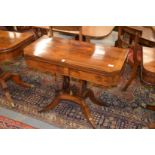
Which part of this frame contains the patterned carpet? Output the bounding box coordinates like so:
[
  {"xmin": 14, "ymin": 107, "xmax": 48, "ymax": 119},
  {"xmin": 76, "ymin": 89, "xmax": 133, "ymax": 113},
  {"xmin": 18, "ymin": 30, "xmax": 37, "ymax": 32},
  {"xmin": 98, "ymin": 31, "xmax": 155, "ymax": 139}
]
[
  {"xmin": 0, "ymin": 57, "xmax": 155, "ymax": 129},
  {"xmin": 0, "ymin": 115, "xmax": 34, "ymax": 129}
]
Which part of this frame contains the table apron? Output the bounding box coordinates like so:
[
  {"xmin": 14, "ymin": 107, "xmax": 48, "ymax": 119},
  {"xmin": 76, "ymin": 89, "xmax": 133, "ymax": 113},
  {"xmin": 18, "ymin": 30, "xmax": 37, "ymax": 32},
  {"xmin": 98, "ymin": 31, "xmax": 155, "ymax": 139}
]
[{"xmin": 25, "ymin": 57, "xmax": 121, "ymax": 87}]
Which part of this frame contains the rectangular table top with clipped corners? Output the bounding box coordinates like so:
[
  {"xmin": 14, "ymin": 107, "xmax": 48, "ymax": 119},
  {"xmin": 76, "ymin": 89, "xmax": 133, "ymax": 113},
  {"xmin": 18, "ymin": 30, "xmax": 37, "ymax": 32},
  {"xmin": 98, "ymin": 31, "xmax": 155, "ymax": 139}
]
[
  {"xmin": 0, "ymin": 30, "xmax": 34, "ymax": 63},
  {"xmin": 24, "ymin": 36, "xmax": 128, "ymax": 87}
]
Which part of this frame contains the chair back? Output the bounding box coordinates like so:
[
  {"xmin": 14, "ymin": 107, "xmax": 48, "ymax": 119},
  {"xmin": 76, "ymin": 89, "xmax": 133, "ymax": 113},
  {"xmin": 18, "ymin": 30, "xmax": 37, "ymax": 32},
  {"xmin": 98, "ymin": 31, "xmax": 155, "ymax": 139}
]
[
  {"xmin": 48, "ymin": 26, "xmax": 82, "ymax": 41},
  {"xmin": 116, "ymin": 26, "xmax": 142, "ymax": 65}
]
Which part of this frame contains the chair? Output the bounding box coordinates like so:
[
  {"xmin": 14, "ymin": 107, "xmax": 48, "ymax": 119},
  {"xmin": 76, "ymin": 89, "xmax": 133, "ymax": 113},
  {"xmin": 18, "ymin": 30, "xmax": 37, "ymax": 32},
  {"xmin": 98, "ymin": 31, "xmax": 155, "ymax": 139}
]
[
  {"xmin": 13, "ymin": 26, "xmax": 32, "ymax": 32},
  {"xmin": 48, "ymin": 26, "xmax": 82, "ymax": 41},
  {"xmin": 115, "ymin": 26, "xmax": 142, "ymax": 91},
  {"xmin": 33, "ymin": 26, "xmax": 82, "ymax": 41},
  {"xmin": 32, "ymin": 26, "xmax": 49, "ymax": 38}
]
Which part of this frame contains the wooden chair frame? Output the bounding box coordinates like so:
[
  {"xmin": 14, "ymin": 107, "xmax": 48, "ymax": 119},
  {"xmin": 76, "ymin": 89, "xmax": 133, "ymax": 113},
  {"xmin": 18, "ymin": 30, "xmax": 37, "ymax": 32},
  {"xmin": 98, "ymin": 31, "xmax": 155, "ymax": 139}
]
[{"xmin": 115, "ymin": 26, "xmax": 142, "ymax": 91}]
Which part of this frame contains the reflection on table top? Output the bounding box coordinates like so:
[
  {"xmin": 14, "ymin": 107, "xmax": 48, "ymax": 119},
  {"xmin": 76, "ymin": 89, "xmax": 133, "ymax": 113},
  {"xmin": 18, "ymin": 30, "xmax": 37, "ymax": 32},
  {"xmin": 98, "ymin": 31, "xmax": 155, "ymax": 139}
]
[
  {"xmin": 0, "ymin": 30, "xmax": 34, "ymax": 51},
  {"xmin": 24, "ymin": 36, "xmax": 128, "ymax": 74}
]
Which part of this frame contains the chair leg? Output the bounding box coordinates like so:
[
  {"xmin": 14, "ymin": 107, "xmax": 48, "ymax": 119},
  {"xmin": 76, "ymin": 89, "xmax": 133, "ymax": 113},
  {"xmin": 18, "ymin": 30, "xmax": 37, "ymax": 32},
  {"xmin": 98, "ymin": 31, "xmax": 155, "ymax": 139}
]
[{"xmin": 122, "ymin": 63, "xmax": 139, "ymax": 91}]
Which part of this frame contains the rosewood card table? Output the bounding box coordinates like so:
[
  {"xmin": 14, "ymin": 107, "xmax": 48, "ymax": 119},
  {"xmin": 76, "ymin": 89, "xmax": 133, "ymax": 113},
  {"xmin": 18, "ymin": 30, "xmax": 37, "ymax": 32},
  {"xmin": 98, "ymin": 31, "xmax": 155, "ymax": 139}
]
[
  {"xmin": 24, "ymin": 36, "xmax": 128, "ymax": 128},
  {"xmin": 0, "ymin": 30, "xmax": 34, "ymax": 62},
  {"xmin": 0, "ymin": 30, "xmax": 34, "ymax": 106}
]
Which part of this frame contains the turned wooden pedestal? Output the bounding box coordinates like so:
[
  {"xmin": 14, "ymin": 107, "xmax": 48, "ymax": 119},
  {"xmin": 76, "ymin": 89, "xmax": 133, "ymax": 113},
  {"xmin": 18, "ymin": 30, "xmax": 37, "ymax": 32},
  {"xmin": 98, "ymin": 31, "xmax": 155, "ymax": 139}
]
[{"xmin": 39, "ymin": 76, "xmax": 105, "ymax": 128}]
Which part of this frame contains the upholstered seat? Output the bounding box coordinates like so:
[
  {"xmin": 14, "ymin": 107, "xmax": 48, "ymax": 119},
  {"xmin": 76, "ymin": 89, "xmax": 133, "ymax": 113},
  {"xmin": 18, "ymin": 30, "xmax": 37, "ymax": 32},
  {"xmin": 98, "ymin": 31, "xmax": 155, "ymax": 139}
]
[{"xmin": 128, "ymin": 45, "xmax": 142, "ymax": 66}]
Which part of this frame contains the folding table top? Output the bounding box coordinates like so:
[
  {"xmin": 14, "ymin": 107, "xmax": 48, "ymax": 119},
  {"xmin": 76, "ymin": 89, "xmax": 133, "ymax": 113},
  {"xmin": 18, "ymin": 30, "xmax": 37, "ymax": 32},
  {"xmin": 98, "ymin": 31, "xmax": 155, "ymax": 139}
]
[
  {"xmin": 0, "ymin": 30, "xmax": 34, "ymax": 52},
  {"xmin": 24, "ymin": 35, "xmax": 128, "ymax": 74}
]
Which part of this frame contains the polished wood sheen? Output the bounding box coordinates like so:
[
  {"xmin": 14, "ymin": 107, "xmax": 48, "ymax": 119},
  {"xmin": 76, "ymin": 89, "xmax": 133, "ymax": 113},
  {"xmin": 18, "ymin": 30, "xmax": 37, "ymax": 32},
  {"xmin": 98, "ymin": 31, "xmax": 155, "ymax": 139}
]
[
  {"xmin": 33, "ymin": 26, "xmax": 81, "ymax": 38},
  {"xmin": 141, "ymin": 47, "xmax": 155, "ymax": 85},
  {"xmin": 52, "ymin": 26, "xmax": 81, "ymax": 34},
  {"xmin": 24, "ymin": 36, "xmax": 128, "ymax": 86},
  {"xmin": 82, "ymin": 26, "xmax": 114, "ymax": 38},
  {"xmin": 14, "ymin": 26, "xmax": 155, "ymax": 46},
  {"xmin": 0, "ymin": 30, "xmax": 34, "ymax": 62},
  {"xmin": 128, "ymin": 26, "xmax": 155, "ymax": 47},
  {"xmin": 33, "ymin": 26, "xmax": 80, "ymax": 33},
  {"xmin": 0, "ymin": 30, "xmax": 34, "ymax": 106},
  {"xmin": 33, "ymin": 26, "xmax": 114, "ymax": 39},
  {"xmin": 24, "ymin": 36, "xmax": 128, "ymax": 128}
]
